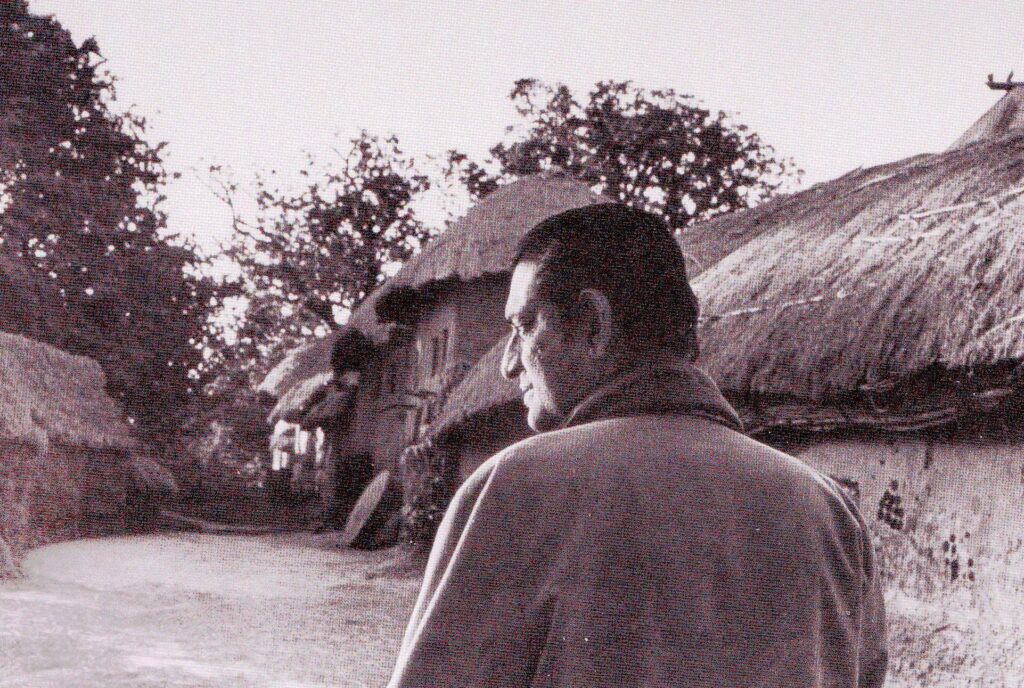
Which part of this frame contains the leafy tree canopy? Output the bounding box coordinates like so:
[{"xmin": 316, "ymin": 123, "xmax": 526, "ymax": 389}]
[
  {"xmin": 206, "ymin": 132, "xmax": 434, "ymax": 386},
  {"xmin": 0, "ymin": 0, "xmax": 216, "ymax": 442},
  {"xmin": 448, "ymin": 79, "xmax": 799, "ymax": 232}
]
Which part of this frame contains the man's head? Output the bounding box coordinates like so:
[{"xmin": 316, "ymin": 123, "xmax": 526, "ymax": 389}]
[{"xmin": 501, "ymin": 202, "xmax": 700, "ymax": 432}]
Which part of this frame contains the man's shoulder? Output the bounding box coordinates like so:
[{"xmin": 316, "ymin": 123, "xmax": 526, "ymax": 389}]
[
  {"xmin": 467, "ymin": 429, "xmax": 564, "ymax": 482},
  {"xmin": 464, "ymin": 413, "xmax": 851, "ymax": 511},
  {"xmin": 468, "ymin": 414, "xmax": 755, "ymax": 487},
  {"xmin": 458, "ymin": 425, "xmax": 603, "ymax": 500}
]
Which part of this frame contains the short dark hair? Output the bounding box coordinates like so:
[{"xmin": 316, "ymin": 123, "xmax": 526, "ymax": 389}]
[{"xmin": 513, "ymin": 202, "xmax": 700, "ymax": 361}]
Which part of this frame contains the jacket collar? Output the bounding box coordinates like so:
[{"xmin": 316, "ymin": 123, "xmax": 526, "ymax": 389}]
[{"xmin": 559, "ymin": 352, "xmax": 744, "ymax": 433}]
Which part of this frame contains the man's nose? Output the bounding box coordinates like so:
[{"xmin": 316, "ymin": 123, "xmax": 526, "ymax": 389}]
[{"xmin": 500, "ymin": 333, "xmax": 522, "ymax": 380}]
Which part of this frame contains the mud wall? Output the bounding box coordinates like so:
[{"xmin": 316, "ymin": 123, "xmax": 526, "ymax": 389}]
[
  {"xmin": 784, "ymin": 434, "xmax": 1024, "ymax": 606},
  {"xmin": 0, "ymin": 440, "xmax": 128, "ymax": 567}
]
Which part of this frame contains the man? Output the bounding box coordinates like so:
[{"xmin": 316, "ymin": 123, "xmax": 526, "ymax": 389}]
[{"xmin": 388, "ymin": 203, "xmax": 887, "ymax": 687}]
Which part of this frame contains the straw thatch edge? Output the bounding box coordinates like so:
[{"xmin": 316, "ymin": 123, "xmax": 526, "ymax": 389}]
[
  {"xmin": 268, "ymin": 372, "xmax": 334, "ymax": 424},
  {"xmin": 257, "ymin": 331, "xmax": 340, "ymax": 399},
  {"xmin": 694, "ymin": 132, "xmax": 1024, "ymax": 414},
  {"xmin": 0, "ymin": 332, "xmax": 134, "ymax": 449}
]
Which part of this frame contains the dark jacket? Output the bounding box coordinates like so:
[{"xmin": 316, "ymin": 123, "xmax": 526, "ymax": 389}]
[{"xmin": 389, "ymin": 358, "xmax": 887, "ymax": 687}]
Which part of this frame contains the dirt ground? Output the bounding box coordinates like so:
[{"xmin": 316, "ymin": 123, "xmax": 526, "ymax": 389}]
[
  {"xmin": 1, "ymin": 534, "xmax": 420, "ymax": 688},
  {"xmin": 3, "ymin": 533, "xmax": 1023, "ymax": 687}
]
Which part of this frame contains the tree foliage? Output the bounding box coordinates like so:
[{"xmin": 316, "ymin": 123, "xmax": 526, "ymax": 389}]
[
  {"xmin": 450, "ymin": 79, "xmax": 798, "ymax": 232},
  {"xmin": 0, "ymin": 0, "xmax": 215, "ymax": 441},
  {"xmin": 207, "ymin": 132, "xmax": 433, "ymax": 382}
]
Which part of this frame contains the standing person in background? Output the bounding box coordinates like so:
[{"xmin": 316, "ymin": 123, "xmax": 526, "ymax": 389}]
[{"xmin": 389, "ymin": 203, "xmax": 887, "ymax": 687}]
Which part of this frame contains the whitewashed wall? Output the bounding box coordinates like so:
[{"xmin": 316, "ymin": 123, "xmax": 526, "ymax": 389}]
[{"xmin": 791, "ymin": 436, "xmax": 1024, "ymax": 606}]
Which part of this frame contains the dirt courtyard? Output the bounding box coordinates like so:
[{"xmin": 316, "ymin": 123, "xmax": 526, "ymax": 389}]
[
  {"xmin": 1, "ymin": 534, "xmax": 420, "ymax": 688},
  {"xmin": 3, "ymin": 533, "xmax": 1023, "ymax": 687}
]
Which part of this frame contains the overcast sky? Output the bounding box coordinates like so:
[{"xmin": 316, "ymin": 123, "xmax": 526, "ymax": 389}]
[{"xmin": 30, "ymin": 0, "xmax": 1024, "ymax": 256}]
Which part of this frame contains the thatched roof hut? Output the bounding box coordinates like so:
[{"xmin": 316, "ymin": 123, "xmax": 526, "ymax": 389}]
[
  {"xmin": 323, "ymin": 173, "xmax": 617, "ymax": 493},
  {"xmin": 685, "ymin": 91, "xmax": 1024, "ymax": 625},
  {"xmin": 1, "ymin": 332, "xmax": 172, "ymax": 565},
  {"xmin": 694, "ymin": 129, "xmax": 1024, "ymax": 432},
  {"xmin": 0, "ymin": 331, "xmax": 135, "ymax": 449},
  {"xmin": 317, "ymin": 175, "xmax": 612, "ymax": 417}
]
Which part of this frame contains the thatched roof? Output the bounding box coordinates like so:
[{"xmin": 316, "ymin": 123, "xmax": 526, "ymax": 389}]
[
  {"xmin": 430, "ymin": 338, "xmax": 520, "ymax": 440},
  {"xmin": 0, "ymin": 332, "xmax": 134, "ymax": 448},
  {"xmin": 694, "ymin": 131, "xmax": 1024, "ymax": 429},
  {"xmin": 949, "ymin": 86, "xmax": 1024, "ymax": 151},
  {"xmin": 384, "ymin": 172, "xmax": 609, "ymax": 295},
  {"xmin": 335, "ymin": 173, "xmax": 610, "ymax": 364},
  {"xmin": 342, "ymin": 169, "xmax": 776, "ymax": 356},
  {"xmin": 346, "ymin": 287, "xmax": 391, "ymax": 345},
  {"xmin": 267, "ymin": 371, "xmax": 333, "ymax": 425},
  {"xmin": 257, "ymin": 330, "xmax": 340, "ymax": 398}
]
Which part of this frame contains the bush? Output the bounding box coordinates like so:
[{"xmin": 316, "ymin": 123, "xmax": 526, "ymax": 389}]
[{"xmin": 398, "ymin": 439, "xmax": 458, "ymax": 545}]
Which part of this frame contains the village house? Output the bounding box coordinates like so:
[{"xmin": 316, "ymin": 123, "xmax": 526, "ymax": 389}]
[
  {"xmin": 692, "ymin": 84, "xmax": 1024, "ymax": 604},
  {"xmin": 0, "ymin": 330, "xmax": 177, "ymax": 574},
  {"xmin": 256, "ymin": 328, "xmax": 371, "ymax": 525},
  {"xmin": 258, "ymin": 174, "xmax": 614, "ymax": 534},
  {"xmin": 343, "ymin": 174, "xmax": 608, "ymax": 473}
]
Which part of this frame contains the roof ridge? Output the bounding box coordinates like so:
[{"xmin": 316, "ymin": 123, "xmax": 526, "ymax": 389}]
[{"xmin": 949, "ymin": 86, "xmax": 1024, "ymax": 151}]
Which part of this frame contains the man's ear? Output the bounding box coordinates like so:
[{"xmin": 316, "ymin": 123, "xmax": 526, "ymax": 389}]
[{"xmin": 576, "ymin": 288, "xmax": 613, "ymax": 358}]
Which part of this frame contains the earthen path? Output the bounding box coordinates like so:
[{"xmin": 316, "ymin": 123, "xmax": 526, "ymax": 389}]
[{"xmin": 0, "ymin": 534, "xmax": 419, "ymax": 688}]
